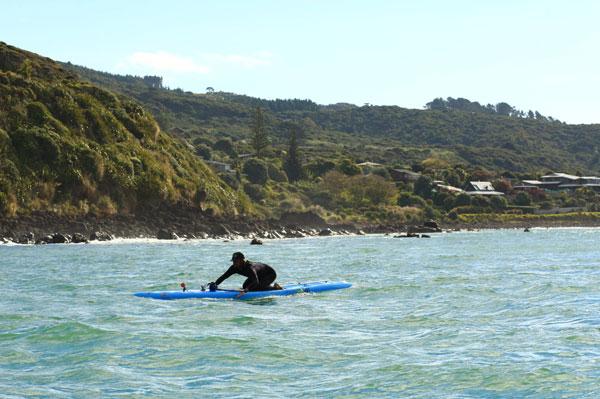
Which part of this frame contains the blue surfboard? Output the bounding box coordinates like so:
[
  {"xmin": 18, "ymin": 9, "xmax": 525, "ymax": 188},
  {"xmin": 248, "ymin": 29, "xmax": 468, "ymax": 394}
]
[{"xmin": 134, "ymin": 281, "xmax": 351, "ymax": 300}]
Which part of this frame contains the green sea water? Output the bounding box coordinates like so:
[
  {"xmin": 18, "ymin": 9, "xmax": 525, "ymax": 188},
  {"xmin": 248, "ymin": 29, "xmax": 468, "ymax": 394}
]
[{"xmin": 1, "ymin": 229, "xmax": 599, "ymax": 398}]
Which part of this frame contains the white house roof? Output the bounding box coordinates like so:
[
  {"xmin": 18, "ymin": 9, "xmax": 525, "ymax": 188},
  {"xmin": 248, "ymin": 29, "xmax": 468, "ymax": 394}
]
[
  {"xmin": 469, "ymin": 181, "xmax": 496, "ymax": 191},
  {"xmin": 541, "ymin": 173, "xmax": 579, "ymax": 180},
  {"xmin": 522, "ymin": 180, "xmax": 542, "ymax": 185},
  {"xmin": 357, "ymin": 161, "xmax": 383, "ymax": 167},
  {"xmin": 436, "ymin": 184, "xmax": 464, "ymax": 193}
]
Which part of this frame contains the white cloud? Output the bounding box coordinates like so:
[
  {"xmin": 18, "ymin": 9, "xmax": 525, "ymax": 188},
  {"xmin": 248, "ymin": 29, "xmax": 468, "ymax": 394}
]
[{"xmin": 124, "ymin": 51, "xmax": 210, "ymax": 74}]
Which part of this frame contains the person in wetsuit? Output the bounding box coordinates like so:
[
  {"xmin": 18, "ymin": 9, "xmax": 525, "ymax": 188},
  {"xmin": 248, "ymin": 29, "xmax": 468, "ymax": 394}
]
[{"xmin": 210, "ymin": 252, "xmax": 282, "ymax": 293}]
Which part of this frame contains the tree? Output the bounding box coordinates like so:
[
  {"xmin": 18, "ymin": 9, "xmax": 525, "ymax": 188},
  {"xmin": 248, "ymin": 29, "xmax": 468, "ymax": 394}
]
[
  {"xmin": 283, "ymin": 127, "xmax": 304, "ymax": 182},
  {"xmin": 251, "ymin": 107, "xmax": 268, "ymax": 158},
  {"xmin": 413, "ymin": 175, "xmax": 433, "ymax": 199}
]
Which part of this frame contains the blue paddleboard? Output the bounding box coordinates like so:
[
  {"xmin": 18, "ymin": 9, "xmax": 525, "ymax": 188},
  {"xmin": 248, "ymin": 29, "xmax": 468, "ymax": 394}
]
[{"xmin": 134, "ymin": 281, "xmax": 351, "ymax": 300}]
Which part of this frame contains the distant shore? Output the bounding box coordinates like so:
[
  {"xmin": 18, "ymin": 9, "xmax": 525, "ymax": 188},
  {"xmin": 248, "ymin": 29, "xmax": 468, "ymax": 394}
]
[{"xmin": 2, "ymin": 210, "xmax": 600, "ymax": 244}]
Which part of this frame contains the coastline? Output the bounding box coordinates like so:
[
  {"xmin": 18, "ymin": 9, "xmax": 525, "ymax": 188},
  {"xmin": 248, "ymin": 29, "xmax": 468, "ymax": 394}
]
[{"xmin": 3, "ymin": 210, "xmax": 600, "ymax": 245}]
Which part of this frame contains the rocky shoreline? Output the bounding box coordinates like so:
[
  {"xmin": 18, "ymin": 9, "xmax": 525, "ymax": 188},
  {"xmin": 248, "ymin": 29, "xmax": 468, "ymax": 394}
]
[
  {"xmin": 3, "ymin": 209, "xmax": 600, "ymax": 245},
  {"xmin": 0, "ymin": 210, "xmax": 399, "ymax": 245}
]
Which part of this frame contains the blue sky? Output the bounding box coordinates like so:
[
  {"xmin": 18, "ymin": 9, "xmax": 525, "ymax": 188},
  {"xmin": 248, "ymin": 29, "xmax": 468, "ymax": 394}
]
[{"xmin": 2, "ymin": 0, "xmax": 600, "ymax": 123}]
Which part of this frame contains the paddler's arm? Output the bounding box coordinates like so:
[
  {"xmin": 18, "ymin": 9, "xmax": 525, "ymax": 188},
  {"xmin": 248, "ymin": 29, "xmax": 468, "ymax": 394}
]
[{"xmin": 214, "ymin": 265, "xmax": 235, "ymax": 286}]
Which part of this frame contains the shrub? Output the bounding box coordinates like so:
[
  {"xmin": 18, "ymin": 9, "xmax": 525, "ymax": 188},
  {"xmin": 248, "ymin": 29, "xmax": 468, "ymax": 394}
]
[
  {"xmin": 398, "ymin": 192, "xmax": 427, "ymax": 208},
  {"xmin": 213, "ymin": 138, "xmax": 237, "ymax": 157},
  {"xmin": 243, "ymin": 158, "xmax": 268, "ymax": 185},
  {"xmin": 372, "ymin": 167, "xmax": 391, "ymax": 180},
  {"xmin": 454, "ymin": 193, "xmax": 472, "ymax": 207},
  {"xmin": 306, "ymin": 159, "xmax": 335, "ymax": 177},
  {"xmin": 267, "ymin": 163, "xmax": 289, "ymax": 183},
  {"xmin": 10, "ymin": 127, "xmax": 62, "ymax": 168},
  {"xmin": 195, "ymin": 144, "xmax": 212, "ymax": 160},
  {"xmin": 219, "ymin": 173, "xmax": 240, "ymax": 190},
  {"xmin": 337, "ymin": 159, "xmax": 361, "ymax": 176},
  {"xmin": 243, "ymin": 183, "xmax": 265, "ymax": 201},
  {"xmin": 514, "ymin": 191, "xmax": 531, "ymax": 206},
  {"xmin": 490, "ymin": 195, "xmax": 508, "ymax": 210}
]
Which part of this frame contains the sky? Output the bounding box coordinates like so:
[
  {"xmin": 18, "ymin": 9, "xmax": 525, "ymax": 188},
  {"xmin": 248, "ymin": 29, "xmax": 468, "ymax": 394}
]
[{"xmin": 2, "ymin": 0, "xmax": 600, "ymax": 124}]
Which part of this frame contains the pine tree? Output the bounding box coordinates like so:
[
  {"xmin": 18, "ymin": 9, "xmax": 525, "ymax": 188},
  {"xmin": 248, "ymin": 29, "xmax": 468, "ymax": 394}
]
[
  {"xmin": 284, "ymin": 127, "xmax": 303, "ymax": 182},
  {"xmin": 251, "ymin": 107, "xmax": 268, "ymax": 158}
]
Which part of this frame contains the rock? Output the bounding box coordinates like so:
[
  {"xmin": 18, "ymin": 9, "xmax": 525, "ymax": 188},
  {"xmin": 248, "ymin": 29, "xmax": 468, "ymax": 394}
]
[
  {"xmin": 18, "ymin": 232, "xmax": 35, "ymax": 244},
  {"xmin": 49, "ymin": 233, "xmax": 70, "ymax": 244},
  {"xmin": 157, "ymin": 229, "xmax": 179, "ymax": 240},
  {"xmin": 71, "ymin": 233, "xmax": 88, "ymax": 243},
  {"xmin": 319, "ymin": 228, "xmax": 333, "ymax": 236},
  {"xmin": 357, "ymin": 230, "xmax": 366, "ymax": 235},
  {"xmin": 250, "ymin": 238, "xmax": 263, "ymax": 245},
  {"xmin": 423, "ymin": 220, "xmax": 439, "ymax": 229},
  {"xmin": 278, "ymin": 211, "xmax": 327, "ymax": 228},
  {"xmin": 90, "ymin": 231, "xmax": 113, "ymax": 241},
  {"xmin": 408, "ymin": 225, "xmax": 442, "ymax": 234}
]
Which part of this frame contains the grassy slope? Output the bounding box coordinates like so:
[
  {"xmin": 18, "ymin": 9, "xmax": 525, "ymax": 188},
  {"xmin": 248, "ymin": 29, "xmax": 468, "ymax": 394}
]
[{"xmin": 0, "ymin": 42, "xmax": 247, "ymax": 217}]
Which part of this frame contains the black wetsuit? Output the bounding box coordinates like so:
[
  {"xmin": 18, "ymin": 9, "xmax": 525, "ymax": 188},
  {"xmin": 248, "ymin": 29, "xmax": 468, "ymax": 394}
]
[{"xmin": 214, "ymin": 261, "xmax": 277, "ymax": 291}]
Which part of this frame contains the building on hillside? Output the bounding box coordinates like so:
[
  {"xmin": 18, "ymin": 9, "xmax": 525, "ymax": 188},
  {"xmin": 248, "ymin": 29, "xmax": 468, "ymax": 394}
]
[
  {"xmin": 204, "ymin": 160, "xmax": 233, "ymax": 173},
  {"xmin": 389, "ymin": 168, "xmax": 421, "ymax": 182},
  {"xmin": 435, "ymin": 183, "xmax": 464, "ymax": 194},
  {"xmin": 357, "ymin": 162, "xmax": 383, "ymax": 173},
  {"xmin": 465, "ymin": 181, "xmax": 504, "ymax": 196},
  {"xmin": 514, "ymin": 172, "xmax": 600, "ymax": 191}
]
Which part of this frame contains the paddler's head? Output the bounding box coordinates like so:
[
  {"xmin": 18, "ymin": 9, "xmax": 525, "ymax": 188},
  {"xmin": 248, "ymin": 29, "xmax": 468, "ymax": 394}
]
[{"xmin": 231, "ymin": 251, "xmax": 245, "ymax": 267}]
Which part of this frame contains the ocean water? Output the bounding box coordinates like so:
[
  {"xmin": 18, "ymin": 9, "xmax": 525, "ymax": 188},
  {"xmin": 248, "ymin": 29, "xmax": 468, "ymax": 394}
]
[{"xmin": 1, "ymin": 229, "xmax": 599, "ymax": 398}]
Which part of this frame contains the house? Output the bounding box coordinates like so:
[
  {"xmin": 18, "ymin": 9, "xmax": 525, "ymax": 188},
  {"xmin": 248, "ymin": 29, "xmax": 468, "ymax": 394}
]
[
  {"xmin": 357, "ymin": 162, "xmax": 383, "ymax": 173},
  {"xmin": 515, "ymin": 172, "xmax": 600, "ymax": 191},
  {"xmin": 465, "ymin": 181, "xmax": 504, "ymax": 196},
  {"xmin": 204, "ymin": 160, "xmax": 233, "ymax": 173},
  {"xmin": 389, "ymin": 169, "xmax": 421, "ymax": 182},
  {"xmin": 435, "ymin": 183, "xmax": 464, "ymax": 194}
]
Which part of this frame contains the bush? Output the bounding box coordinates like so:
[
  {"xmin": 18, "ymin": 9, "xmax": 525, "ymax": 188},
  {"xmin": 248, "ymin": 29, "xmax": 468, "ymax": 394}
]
[
  {"xmin": 243, "ymin": 183, "xmax": 265, "ymax": 201},
  {"xmin": 195, "ymin": 144, "xmax": 212, "ymax": 160},
  {"xmin": 213, "ymin": 138, "xmax": 237, "ymax": 157},
  {"xmin": 514, "ymin": 191, "xmax": 531, "ymax": 206},
  {"xmin": 243, "ymin": 158, "xmax": 268, "ymax": 185},
  {"xmin": 490, "ymin": 195, "xmax": 508, "ymax": 210},
  {"xmin": 220, "ymin": 173, "xmax": 240, "ymax": 190},
  {"xmin": 10, "ymin": 127, "xmax": 62, "ymax": 168},
  {"xmin": 471, "ymin": 195, "xmax": 491, "ymax": 208},
  {"xmin": 398, "ymin": 192, "xmax": 427, "ymax": 208},
  {"xmin": 454, "ymin": 193, "xmax": 472, "ymax": 207},
  {"xmin": 372, "ymin": 167, "xmax": 391, "ymax": 180},
  {"xmin": 337, "ymin": 159, "xmax": 361, "ymax": 176},
  {"xmin": 267, "ymin": 163, "xmax": 288, "ymax": 183},
  {"xmin": 306, "ymin": 159, "xmax": 335, "ymax": 177}
]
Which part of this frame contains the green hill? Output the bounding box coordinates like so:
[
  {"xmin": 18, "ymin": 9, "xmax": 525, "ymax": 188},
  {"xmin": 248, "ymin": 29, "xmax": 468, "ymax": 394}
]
[
  {"xmin": 62, "ymin": 63, "xmax": 600, "ymax": 175},
  {"xmin": 0, "ymin": 42, "xmax": 247, "ymax": 218}
]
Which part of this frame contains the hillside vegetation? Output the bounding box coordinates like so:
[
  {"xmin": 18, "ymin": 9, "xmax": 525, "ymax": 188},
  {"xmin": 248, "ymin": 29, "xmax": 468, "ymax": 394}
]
[
  {"xmin": 0, "ymin": 42, "xmax": 246, "ymax": 218},
  {"xmin": 63, "ymin": 63, "xmax": 600, "ymax": 175}
]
